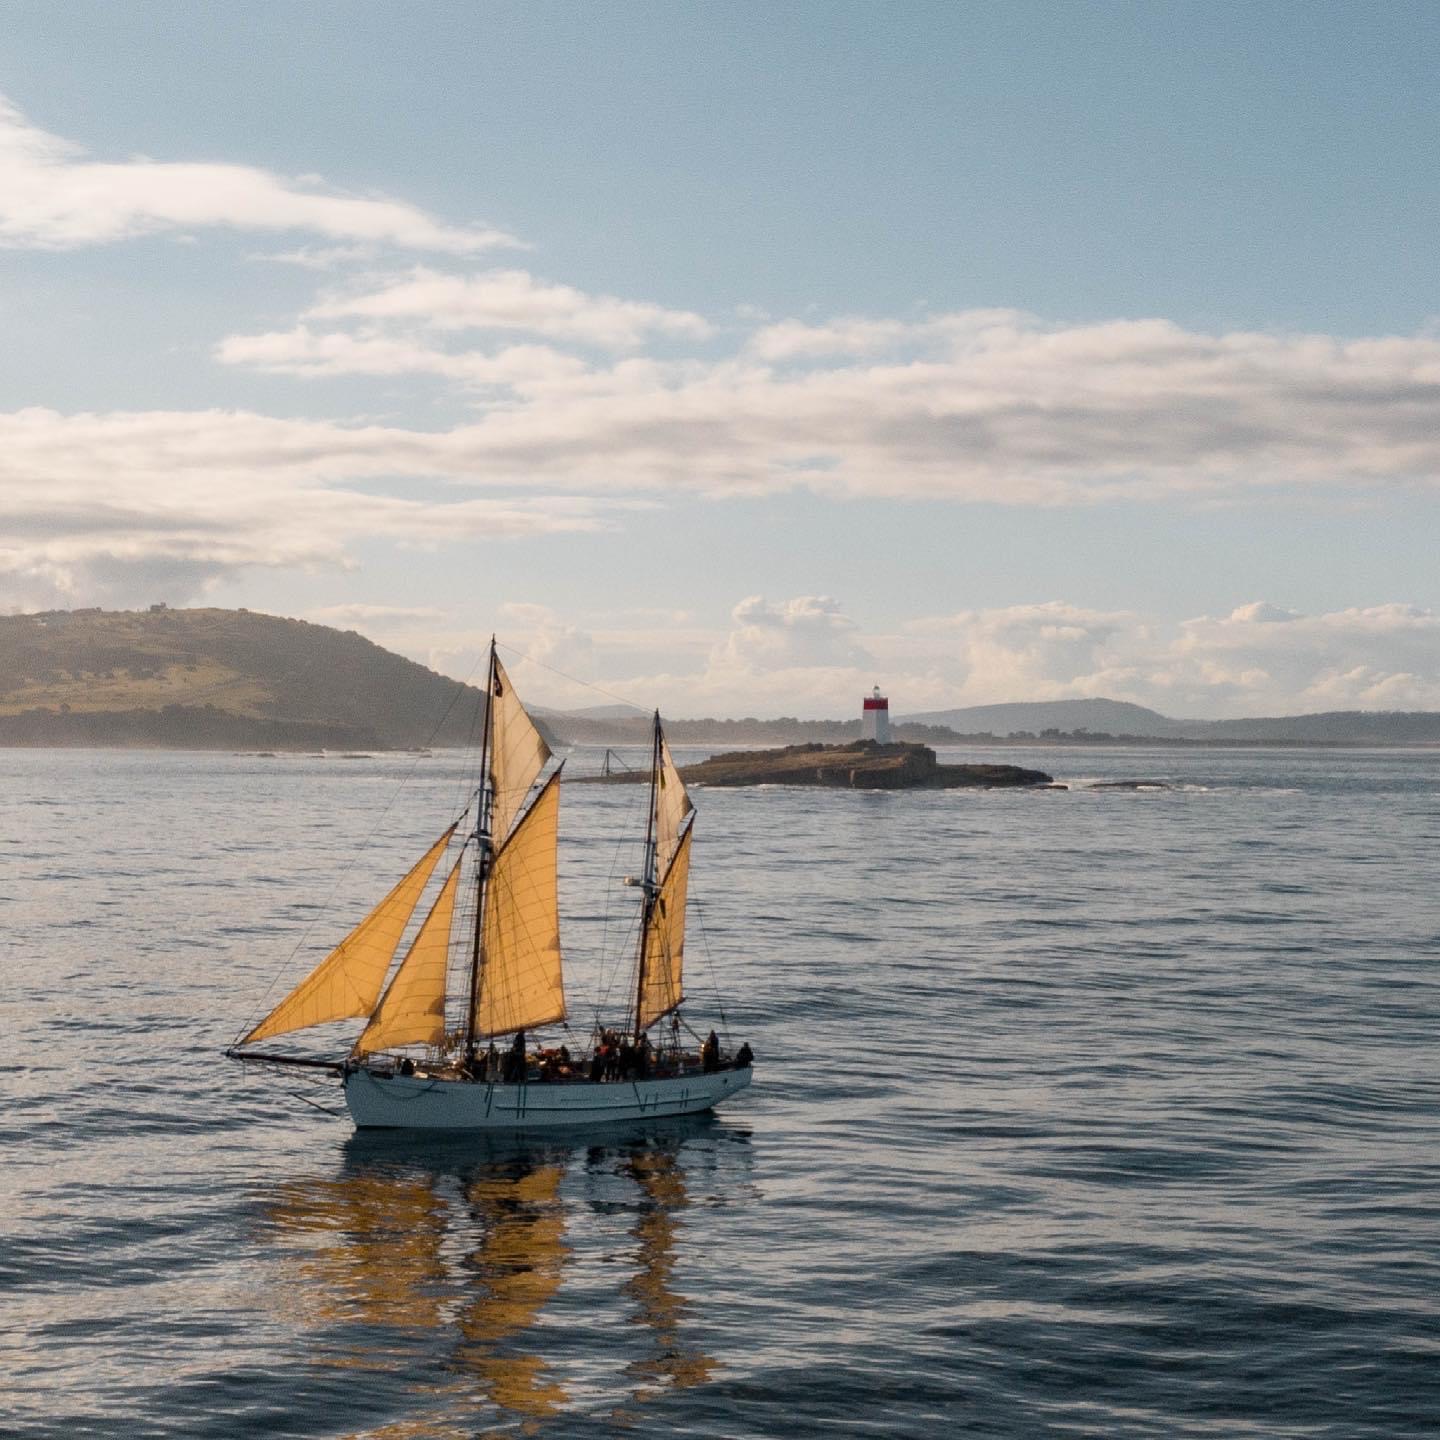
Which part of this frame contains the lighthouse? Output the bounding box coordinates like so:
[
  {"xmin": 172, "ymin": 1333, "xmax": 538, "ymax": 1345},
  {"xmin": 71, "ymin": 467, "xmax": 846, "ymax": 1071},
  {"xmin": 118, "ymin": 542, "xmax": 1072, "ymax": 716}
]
[{"xmin": 862, "ymin": 685, "xmax": 890, "ymax": 743}]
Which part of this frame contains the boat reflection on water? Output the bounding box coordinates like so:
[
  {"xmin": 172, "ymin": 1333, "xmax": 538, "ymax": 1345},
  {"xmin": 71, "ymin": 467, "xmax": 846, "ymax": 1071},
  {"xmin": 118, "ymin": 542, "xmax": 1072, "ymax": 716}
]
[
  {"xmin": 258, "ymin": 1115, "xmax": 751, "ymax": 1432},
  {"xmin": 263, "ymin": 1167, "xmax": 449, "ymax": 1336},
  {"xmin": 611, "ymin": 1142, "xmax": 717, "ymax": 1398},
  {"xmin": 453, "ymin": 1157, "xmax": 569, "ymax": 1419}
]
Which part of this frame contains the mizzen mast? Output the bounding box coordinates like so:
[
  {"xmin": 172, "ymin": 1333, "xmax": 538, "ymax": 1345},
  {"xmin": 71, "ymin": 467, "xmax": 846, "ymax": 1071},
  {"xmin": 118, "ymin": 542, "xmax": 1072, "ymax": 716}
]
[
  {"xmin": 631, "ymin": 712, "xmax": 694, "ymax": 1041},
  {"xmin": 632, "ymin": 710, "xmax": 662, "ymax": 1042}
]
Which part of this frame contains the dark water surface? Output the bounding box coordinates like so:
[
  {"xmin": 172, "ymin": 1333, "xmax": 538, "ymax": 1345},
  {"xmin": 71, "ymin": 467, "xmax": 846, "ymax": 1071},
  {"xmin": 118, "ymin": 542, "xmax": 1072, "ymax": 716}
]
[{"xmin": 4, "ymin": 744, "xmax": 1440, "ymax": 1438}]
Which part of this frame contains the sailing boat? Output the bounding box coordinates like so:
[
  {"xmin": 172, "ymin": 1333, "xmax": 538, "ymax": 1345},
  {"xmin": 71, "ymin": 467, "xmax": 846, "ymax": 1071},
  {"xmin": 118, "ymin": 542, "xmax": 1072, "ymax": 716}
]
[{"xmin": 227, "ymin": 643, "xmax": 753, "ymax": 1131}]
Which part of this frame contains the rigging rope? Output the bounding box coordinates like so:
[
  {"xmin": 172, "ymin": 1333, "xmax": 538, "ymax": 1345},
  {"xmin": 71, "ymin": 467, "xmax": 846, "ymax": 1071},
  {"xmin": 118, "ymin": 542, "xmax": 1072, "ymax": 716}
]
[{"xmin": 688, "ymin": 892, "xmax": 733, "ymax": 1046}]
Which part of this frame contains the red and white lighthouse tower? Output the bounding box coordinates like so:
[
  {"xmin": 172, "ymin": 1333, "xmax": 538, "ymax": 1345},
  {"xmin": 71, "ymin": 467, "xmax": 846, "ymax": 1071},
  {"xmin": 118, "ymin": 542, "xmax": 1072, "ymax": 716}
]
[{"xmin": 862, "ymin": 685, "xmax": 890, "ymax": 743}]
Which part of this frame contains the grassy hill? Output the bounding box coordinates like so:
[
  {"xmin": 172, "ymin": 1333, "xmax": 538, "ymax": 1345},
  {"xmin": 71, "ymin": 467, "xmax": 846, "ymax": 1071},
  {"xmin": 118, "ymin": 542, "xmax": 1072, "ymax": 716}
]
[{"xmin": 0, "ymin": 607, "xmax": 488, "ymax": 749}]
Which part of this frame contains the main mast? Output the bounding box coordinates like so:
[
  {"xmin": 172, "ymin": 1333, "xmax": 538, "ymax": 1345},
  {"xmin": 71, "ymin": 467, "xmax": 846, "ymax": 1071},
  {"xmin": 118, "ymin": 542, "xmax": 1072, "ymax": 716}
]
[
  {"xmin": 632, "ymin": 710, "xmax": 662, "ymax": 1042},
  {"xmin": 463, "ymin": 639, "xmax": 498, "ymax": 1062}
]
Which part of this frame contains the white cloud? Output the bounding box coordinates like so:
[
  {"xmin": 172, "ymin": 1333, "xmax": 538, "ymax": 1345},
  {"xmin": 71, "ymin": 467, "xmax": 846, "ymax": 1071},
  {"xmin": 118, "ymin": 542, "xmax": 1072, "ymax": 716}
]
[
  {"xmin": 413, "ymin": 604, "xmax": 613, "ymax": 709},
  {"xmin": 892, "ymin": 600, "xmax": 1440, "ymax": 717},
  {"xmin": 1167, "ymin": 602, "xmax": 1440, "ymax": 711},
  {"xmin": 1226, "ymin": 601, "xmax": 1303, "ymax": 624},
  {"xmin": 14, "ymin": 96, "xmax": 1440, "ymax": 523},
  {"xmin": 250, "ymin": 244, "xmax": 386, "ymax": 269},
  {"xmin": 308, "ymin": 603, "xmax": 446, "ymax": 626},
  {"xmin": 432, "ymin": 596, "xmax": 1440, "ymax": 720},
  {"xmin": 13, "ymin": 302, "xmax": 1440, "ymax": 617},
  {"xmin": 215, "ymin": 308, "xmax": 1440, "ymax": 503},
  {"xmin": 714, "ymin": 595, "xmax": 871, "ymax": 672},
  {"xmin": 215, "ymin": 326, "xmax": 588, "ymax": 389},
  {"xmin": 0, "ymin": 407, "xmax": 632, "ymax": 608},
  {"xmin": 907, "ymin": 601, "xmax": 1137, "ymax": 702},
  {"xmin": 483, "ymin": 596, "xmax": 893, "ymax": 717},
  {"xmin": 746, "ymin": 309, "xmax": 1022, "ymax": 361},
  {"xmin": 747, "ymin": 317, "xmax": 918, "ymax": 361},
  {"xmin": 305, "ymin": 267, "xmax": 713, "ymax": 349},
  {"xmin": 15, "ymin": 295, "xmax": 1440, "ymax": 617},
  {"xmin": 497, "ymin": 602, "xmax": 599, "ymax": 679},
  {"xmin": 0, "ymin": 96, "xmax": 515, "ymax": 252}
]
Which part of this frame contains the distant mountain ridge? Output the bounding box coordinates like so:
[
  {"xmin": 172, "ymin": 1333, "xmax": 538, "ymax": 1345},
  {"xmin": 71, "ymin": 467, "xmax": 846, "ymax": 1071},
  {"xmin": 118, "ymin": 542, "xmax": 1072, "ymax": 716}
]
[
  {"xmin": 4, "ymin": 608, "xmax": 1440, "ymax": 748},
  {"xmin": 903, "ymin": 698, "xmax": 1183, "ymax": 736},
  {"xmin": 532, "ymin": 702, "xmax": 647, "ymax": 721},
  {"xmin": 901, "ymin": 697, "xmax": 1440, "ymax": 744}
]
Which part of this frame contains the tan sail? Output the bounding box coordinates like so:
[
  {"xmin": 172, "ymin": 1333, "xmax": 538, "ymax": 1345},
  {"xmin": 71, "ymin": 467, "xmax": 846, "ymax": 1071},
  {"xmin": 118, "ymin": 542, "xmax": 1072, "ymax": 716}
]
[
  {"xmin": 654, "ymin": 735, "xmax": 692, "ymax": 877},
  {"xmin": 637, "ymin": 826, "xmax": 692, "ymax": 1031},
  {"xmin": 242, "ymin": 826, "xmax": 456, "ymax": 1045},
  {"xmin": 476, "ymin": 770, "xmax": 565, "ymax": 1037},
  {"xmin": 353, "ymin": 856, "xmax": 463, "ymax": 1056},
  {"xmin": 490, "ymin": 655, "xmax": 551, "ymax": 845}
]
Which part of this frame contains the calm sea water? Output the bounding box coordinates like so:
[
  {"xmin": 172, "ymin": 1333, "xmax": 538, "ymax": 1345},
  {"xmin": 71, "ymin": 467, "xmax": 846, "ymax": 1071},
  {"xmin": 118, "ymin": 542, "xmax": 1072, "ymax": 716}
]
[{"xmin": 4, "ymin": 743, "xmax": 1440, "ymax": 1438}]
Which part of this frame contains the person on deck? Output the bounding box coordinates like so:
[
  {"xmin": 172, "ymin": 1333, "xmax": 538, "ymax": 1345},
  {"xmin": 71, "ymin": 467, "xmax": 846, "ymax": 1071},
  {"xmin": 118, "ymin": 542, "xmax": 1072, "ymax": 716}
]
[
  {"xmin": 504, "ymin": 1029, "xmax": 527, "ymax": 1083},
  {"xmin": 701, "ymin": 1030, "xmax": 720, "ymax": 1074},
  {"xmin": 735, "ymin": 1042, "xmax": 754, "ymax": 1069}
]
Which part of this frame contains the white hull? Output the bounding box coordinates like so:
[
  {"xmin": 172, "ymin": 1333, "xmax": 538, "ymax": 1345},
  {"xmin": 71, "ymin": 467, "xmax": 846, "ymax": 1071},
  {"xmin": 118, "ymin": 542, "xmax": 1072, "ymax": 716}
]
[{"xmin": 343, "ymin": 1065, "xmax": 752, "ymax": 1131}]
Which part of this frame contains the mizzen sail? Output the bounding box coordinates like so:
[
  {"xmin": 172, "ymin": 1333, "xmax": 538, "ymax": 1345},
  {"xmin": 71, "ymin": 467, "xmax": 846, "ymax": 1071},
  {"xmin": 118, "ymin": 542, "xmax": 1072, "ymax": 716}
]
[
  {"xmin": 637, "ymin": 825, "xmax": 692, "ymax": 1030},
  {"xmin": 241, "ymin": 825, "xmax": 457, "ymax": 1045}
]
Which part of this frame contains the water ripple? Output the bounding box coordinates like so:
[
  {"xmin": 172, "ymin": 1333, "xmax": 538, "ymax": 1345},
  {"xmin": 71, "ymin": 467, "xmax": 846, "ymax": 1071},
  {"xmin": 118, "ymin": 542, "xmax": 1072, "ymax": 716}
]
[{"xmin": 3, "ymin": 744, "xmax": 1440, "ymax": 1437}]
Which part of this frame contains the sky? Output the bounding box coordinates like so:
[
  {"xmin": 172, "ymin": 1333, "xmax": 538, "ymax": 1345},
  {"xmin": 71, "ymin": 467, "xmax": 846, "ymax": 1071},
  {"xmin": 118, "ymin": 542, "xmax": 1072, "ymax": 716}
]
[{"xmin": 4, "ymin": 0, "xmax": 1440, "ymax": 719}]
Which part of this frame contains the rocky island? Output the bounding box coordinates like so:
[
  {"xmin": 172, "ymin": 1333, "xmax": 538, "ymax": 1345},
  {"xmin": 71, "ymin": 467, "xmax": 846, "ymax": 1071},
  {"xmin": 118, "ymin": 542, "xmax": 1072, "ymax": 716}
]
[{"xmin": 596, "ymin": 740, "xmax": 1052, "ymax": 790}]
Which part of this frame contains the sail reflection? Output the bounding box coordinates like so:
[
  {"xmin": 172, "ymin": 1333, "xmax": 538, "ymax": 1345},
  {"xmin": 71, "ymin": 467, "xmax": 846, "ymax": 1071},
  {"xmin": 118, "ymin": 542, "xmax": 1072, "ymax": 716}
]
[
  {"xmin": 265, "ymin": 1168, "xmax": 448, "ymax": 1332},
  {"xmin": 452, "ymin": 1157, "xmax": 569, "ymax": 1418},
  {"xmin": 619, "ymin": 1140, "xmax": 718, "ymax": 1396},
  {"xmin": 262, "ymin": 1143, "xmax": 572, "ymax": 1421},
  {"xmin": 260, "ymin": 1118, "xmax": 750, "ymax": 1431}
]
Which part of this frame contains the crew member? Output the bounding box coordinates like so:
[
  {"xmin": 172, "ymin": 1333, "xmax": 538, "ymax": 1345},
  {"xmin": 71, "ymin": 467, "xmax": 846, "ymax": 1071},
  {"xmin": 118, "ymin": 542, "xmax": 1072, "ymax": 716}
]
[{"xmin": 504, "ymin": 1028, "xmax": 527, "ymax": 1083}]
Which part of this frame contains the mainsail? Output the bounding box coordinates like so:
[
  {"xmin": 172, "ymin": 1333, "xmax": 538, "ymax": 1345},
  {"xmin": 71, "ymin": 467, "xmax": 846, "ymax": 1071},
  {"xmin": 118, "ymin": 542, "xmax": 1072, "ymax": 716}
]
[
  {"xmin": 241, "ymin": 825, "xmax": 457, "ymax": 1045},
  {"xmin": 476, "ymin": 769, "xmax": 566, "ymax": 1038}
]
